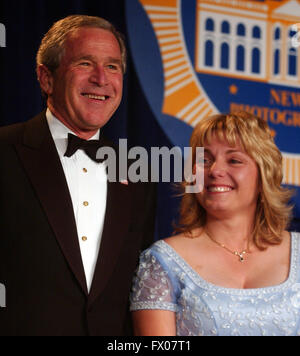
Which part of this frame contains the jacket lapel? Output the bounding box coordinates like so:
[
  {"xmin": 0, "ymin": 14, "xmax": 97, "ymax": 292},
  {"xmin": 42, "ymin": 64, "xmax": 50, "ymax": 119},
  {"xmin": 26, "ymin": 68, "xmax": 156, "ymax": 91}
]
[{"xmin": 15, "ymin": 112, "xmax": 88, "ymax": 295}]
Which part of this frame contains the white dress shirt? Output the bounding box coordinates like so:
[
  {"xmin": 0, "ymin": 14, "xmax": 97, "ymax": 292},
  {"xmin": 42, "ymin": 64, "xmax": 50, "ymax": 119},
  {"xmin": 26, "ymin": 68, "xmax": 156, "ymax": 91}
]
[{"xmin": 46, "ymin": 109, "xmax": 107, "ymax": 292}]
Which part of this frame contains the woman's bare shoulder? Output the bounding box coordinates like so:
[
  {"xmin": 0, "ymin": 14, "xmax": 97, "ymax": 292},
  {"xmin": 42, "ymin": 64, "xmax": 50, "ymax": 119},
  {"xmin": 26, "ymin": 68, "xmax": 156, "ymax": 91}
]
[{"xmin": 163, "ymin": 229, "xmax": 203, "ymax": 251}]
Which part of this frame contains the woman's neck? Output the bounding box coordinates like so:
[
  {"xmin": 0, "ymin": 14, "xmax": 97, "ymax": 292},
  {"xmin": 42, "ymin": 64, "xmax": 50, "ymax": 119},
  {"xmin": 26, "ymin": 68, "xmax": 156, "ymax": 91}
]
[{"xmin": 204, "ymin": 215, "xmax": 255, "ymax": 251}]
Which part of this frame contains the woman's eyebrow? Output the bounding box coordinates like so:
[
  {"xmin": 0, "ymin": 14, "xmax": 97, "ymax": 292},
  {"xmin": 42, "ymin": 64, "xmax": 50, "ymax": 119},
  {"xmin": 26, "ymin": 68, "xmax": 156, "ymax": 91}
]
[
  {"xmin": 204, "ymin": 148, "xmax": 246, "ymax": 155},
  {"xmin": 225, "ymin": 149, "xmax": 244, "ymax": 154}
]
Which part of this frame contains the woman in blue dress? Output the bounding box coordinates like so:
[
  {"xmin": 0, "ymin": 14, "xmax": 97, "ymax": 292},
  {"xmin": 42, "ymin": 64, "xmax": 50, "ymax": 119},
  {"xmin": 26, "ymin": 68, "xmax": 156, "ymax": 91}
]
[{"xmin": 130, "ymin": 111, "xmax": 300, "ymax": 336}]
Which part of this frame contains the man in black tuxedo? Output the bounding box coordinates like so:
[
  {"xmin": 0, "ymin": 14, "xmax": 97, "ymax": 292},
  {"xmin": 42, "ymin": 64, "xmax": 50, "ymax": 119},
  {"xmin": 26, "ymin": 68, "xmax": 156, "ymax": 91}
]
[{"xmin": 0, "ymin": 15, "xmax": 156, "ymax": 335}]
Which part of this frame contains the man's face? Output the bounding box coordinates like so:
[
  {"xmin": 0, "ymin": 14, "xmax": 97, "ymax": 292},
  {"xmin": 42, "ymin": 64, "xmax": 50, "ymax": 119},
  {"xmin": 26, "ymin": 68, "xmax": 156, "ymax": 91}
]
[{"xmin": 45, "ymin": 27, "xmax": 123, "ymax": 138}]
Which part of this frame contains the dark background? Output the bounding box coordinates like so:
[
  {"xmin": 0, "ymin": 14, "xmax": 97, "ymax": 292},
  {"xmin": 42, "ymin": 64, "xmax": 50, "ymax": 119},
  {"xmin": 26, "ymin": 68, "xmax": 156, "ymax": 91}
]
[
  {"xmin": 0, "ymin": 0, "xmax": 298, "ymax": 234},
  {"xmin": 0, "ymin": 0, "xmax": 182, "ymax": 240}
]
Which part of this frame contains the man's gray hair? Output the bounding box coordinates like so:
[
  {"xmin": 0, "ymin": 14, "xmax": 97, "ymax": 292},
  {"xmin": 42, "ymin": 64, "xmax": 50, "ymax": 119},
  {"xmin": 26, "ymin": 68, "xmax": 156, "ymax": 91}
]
[{"xmin": 36, "ymin": 14, "xmax": 127, "ymax": 74}]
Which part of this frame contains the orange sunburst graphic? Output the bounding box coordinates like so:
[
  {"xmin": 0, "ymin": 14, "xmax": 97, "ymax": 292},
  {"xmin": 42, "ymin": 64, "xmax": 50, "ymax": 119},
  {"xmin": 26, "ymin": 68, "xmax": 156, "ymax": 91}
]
[{"xmin": 139, "ymin": 0, "xmax": 217, "ymax": 127}]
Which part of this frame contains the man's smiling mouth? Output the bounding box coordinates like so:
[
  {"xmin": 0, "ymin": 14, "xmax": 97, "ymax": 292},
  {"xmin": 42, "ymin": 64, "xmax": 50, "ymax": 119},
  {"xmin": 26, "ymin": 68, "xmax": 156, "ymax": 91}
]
[{"xmin": 81, "ymin": 93, "xmax": 109, "ymax": 101}]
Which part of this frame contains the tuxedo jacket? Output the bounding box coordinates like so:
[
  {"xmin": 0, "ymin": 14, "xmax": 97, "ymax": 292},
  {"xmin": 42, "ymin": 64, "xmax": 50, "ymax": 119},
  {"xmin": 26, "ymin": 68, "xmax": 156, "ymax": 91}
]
[{"xmin": 0, "ymin": 112, "xmax": 156, "ymax": 336}]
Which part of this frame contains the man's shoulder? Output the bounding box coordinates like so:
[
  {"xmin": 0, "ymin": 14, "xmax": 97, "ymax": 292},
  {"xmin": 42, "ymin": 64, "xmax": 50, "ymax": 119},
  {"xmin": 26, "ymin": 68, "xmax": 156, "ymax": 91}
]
[
  {"xmin": 0, "ymin": 111, "xmax": 46, "ymax": 144},
  {"xmin": 0, "ymin": 121, "xmax": 26, "ymax": 144}
]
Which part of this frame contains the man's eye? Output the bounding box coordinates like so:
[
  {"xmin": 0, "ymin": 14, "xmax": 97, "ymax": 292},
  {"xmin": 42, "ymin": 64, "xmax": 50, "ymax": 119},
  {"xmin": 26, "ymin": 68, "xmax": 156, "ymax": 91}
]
[
  {"xmin": 107, "ymin": 64, "xmax": 121, "ymax": 71},
  {"xmin": 79, "ymin": 62, "xmax": 90, "ymax": 66}
]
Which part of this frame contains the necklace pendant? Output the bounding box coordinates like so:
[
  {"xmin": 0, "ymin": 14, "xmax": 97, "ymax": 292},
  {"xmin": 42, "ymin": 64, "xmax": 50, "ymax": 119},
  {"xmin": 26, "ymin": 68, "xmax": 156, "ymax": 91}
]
[
  {"xmin": 205, "ymin": 230, "xmax": 250, "ymax": 263},
  {"xmin": 235, "ymin": 251, "xmax": 245, "ymax": 262},
  {"xmin": 239, "ymin": 254, "xmax": 244, "ymax": 262}
]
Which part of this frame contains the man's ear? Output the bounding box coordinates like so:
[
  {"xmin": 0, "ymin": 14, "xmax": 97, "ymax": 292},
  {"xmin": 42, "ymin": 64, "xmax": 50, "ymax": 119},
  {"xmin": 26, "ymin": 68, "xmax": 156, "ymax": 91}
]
[{"xmin": 37, "ymin": 64, "xmax": 54, "ymax": 96}]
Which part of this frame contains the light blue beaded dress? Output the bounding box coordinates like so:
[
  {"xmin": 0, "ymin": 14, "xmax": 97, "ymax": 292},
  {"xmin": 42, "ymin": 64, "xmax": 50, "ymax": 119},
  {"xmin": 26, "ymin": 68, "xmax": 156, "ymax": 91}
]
[{"xmin": 130, "ymin": 232, "xmax": 300, "ymax": 336}]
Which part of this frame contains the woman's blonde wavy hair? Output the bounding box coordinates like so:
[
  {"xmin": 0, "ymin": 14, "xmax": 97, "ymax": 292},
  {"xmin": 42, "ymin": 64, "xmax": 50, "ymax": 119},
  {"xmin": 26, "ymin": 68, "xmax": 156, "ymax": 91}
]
[{"xmin": 175, "ymin": 111, "xmax": 293, "ymax": 250}]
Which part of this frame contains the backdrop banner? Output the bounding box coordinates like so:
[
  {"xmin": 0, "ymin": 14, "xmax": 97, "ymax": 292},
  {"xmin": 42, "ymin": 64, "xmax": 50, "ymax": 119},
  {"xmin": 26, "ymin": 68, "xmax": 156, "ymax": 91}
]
[
  {"xmin": 126, "ymin": 0, "xmax": 300, "ymax": 228},
  {"xmin": 0, "ymin": 0, "xmax": 299, "ymax": 234}
]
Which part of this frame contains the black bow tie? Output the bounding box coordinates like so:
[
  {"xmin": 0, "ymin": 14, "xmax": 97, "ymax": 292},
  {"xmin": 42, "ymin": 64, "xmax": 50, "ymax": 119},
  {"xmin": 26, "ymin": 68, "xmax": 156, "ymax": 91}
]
[{"xmin": 64, "ymin": 133, "xmax": 105, "ymax": 163}]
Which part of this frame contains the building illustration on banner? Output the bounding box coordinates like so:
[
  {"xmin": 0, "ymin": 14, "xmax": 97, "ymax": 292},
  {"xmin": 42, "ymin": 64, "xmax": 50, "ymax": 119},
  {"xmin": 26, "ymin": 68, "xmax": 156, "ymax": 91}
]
[
  {"xmin": 126, "ymin": 0, "xmax": 300, "ymax": 211},
  {"xmin": 196, "ymin": 0, "xmax": 300, "ymax": 87}
]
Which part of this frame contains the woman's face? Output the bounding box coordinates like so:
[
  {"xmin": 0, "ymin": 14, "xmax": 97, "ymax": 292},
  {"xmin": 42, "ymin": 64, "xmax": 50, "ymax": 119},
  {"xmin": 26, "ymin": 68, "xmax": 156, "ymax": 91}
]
[{"xmin": 196, "ymin": 136, "xmax": 260, "ymax": 219}]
